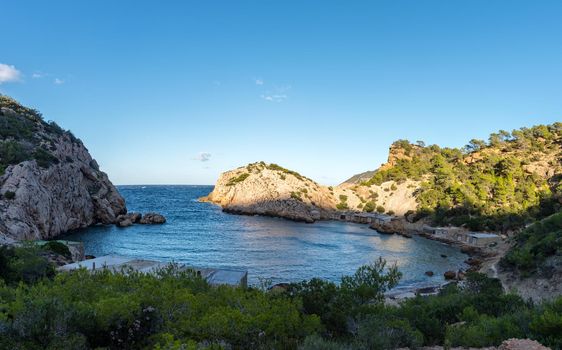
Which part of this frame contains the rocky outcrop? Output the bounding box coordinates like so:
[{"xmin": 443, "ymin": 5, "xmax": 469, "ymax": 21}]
[
  {"xmin": 202, "ymin": 162, "xmax": 336, "ymax": 222},
  {"xmin": 203, "ymin": 161, "xmax": 420, "ymax": 222},
  {"xmin": 139, "ymin": 212, "xmax": 166, "ymax": 224},
  {"xmin": 0, "ymin": 96, "xmax": 126, "ymax": 240}
]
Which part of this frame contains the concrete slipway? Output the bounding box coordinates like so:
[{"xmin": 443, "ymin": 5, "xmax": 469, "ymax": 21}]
[{"xmin": 58, "ymin": 255, "xmax": 248, "ymax": 288}]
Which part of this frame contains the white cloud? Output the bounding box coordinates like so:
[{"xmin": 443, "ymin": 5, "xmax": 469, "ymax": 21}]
[
  {"xmin": 260, "ymin": 84, "xmax": 291, "ymax": 102},
  {"xmin": 53, "ymin": 78, "xmax": 64, "ymax": 85},
  {"xmin": 194, "ymin": 152, "xmax": 212, "ymax": 162},
  {"xmin": 32, "ymin": 72, "xmax": 46, "ymax": 79},
  {"xmin": 261, "ymin": 94, "xmax": 287, "ymax": 102},
  {"xmin": 0, "ymin": 63, "xmax": 21, "ymax": 84},
  {"xmin": 255, "ymin": 78, "xmax": 264, "ymax": 85}
]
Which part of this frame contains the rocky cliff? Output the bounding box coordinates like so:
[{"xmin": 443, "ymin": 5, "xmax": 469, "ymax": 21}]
[
  {"xmin": 203, "ymin": 161, "xmax": 417, "ymax": 222},
  {"xmin": 0, "ymin": 95, "xmax": 126, "ymax": 240},
  {"xmin": 201, "ymin": 162, "xmax": 336, "ymax": 222}
]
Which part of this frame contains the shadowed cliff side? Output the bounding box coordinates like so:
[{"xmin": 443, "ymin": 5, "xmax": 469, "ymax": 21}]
[{"xmin": 0, "ymin": 95, "xmax": 126, "ymax": 240}]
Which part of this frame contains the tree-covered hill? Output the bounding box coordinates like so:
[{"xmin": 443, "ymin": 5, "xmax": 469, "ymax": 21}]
[{"xmin": 361, "ymin": 123, "xmax": 562, "ymax": 232}]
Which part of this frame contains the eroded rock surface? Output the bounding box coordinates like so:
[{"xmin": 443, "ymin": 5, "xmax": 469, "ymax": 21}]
[{"xmin": 0, "ymin": 96, "xmax": 126, "ymax": 240}]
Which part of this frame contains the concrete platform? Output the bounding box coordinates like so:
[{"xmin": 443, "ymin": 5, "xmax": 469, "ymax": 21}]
[{"xmin": 57, "ymin": 255, "xmax": 248, "ymax": 288}]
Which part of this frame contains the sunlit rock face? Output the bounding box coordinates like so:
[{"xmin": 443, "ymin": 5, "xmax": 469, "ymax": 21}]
[
  {"xmin": 203, "ymin": 161, "xmax": 420, "ymax": 222},
  {"xmin": 0, "ymin": 96, "xmax": 126, "ymax": 240},
  {"xmin": 202, "ymin": 162, "xmax": 336, "ymax": 222}
]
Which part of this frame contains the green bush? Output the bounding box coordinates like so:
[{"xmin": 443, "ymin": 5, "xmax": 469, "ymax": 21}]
[
  {"xmin": 32, "ymin": 148, "xmax": 59, "ymax": 168},
  {"xmin": 336, "ymin": 202, "xmax": 349, "ymax": 210},
  {"xmin": 298, "ymin": 335, "xmax": 352, "ymax": 350},
  {"xmin": 226, "ymin": 172, "xmax": 250, "ymax": 186},
  {"xmin": 0, "ymin": 245, "xmax": 55, "ymax": 285},
  {"xmin": 42, "ymin": 241, "xmax": 72, "ymax": 259},
  {"xmin": 530, "ymin": 297, "xmax": 562, "ymax": 349},
  {"xmin": 501, "ymin": 211, "xmax": 562, "ymax": 274},
  {"xmin": 3, "ymin": 191, "xmax": 15, "ymax": 200},
  {"xmin": 445, "ymin": 313, "xmax": 528, "ymax": 347},
  {"xmin": 0, "ymin": 140, "xmax": 30, "ymax": 166},
  {"xmin": 357, "ymin": 315, "xmax": 423, "ymax": 350},
  {"xmin": 376, "ymin": 206, "xmax": 385, "ymax": 213},
  {"xmin": 363, "ymin": 201, "xmax": 376, "ymax": 213},
  {"xmin": 291, "ymin": 191, "xmax": 303, "ymax": 201}
]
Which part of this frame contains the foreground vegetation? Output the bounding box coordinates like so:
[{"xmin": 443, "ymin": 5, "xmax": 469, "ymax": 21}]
[
  {"xmin": 501, "ymin": 211, "xmax": 562, "ymax": 276},
  {"xmin": 0, "ymin": 247, "xmax": 561, "ymax": 349},
  {"xmin": 363, "ymin": 123, "xmax": 562, "ymax": 232}
]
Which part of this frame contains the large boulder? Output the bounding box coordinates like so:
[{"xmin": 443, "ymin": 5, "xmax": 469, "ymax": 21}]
[
  {"xmin": 444, "ymin": 271, "xmax": 457, "ymax": 280},
  {"xmin": 140, "ymin": 213, "xmax": 166, "ymax": 224}
]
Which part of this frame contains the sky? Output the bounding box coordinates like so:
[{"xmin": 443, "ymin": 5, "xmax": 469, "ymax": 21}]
[{"xmin": 1, "ymin": 1, "xmax": 561, "ymax": 185}]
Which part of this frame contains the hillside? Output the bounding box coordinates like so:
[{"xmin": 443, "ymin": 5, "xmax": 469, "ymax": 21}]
[
  {"xmin": 0, "ymin": 95, "xmax": 126, "ymax": 239},
  {"xmin": 357, "ymin": 125, "xmax": 562, "ymax": 232},
  {"xmin": 207, "ymin": 123, "xmax": 561, "ymax": 231}
]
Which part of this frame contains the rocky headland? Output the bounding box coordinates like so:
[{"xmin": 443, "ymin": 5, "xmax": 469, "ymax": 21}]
[{"xmin": 0, "ymin": 96, "xmax": 164, "ymax": 242}]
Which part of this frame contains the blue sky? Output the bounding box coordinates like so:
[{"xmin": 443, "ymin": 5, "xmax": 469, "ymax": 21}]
[{"xmin": 1, "ymin": 1, "xmax": 561, "ymax": 185}]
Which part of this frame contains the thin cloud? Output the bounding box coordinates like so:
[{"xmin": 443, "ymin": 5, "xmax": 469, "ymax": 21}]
[
  {"xmin": 255, "ymin": 78, "xmax": 264, "ymax": 85},
  {"xmin": 53, "ymin": 78, "xmax": 64, "ymax": 85},
  {"xmin": 32, "ymin": 72, "xmax": 47, "ymax": 79},
  {"xmin": 194, "ymin": 152, "xmax": 212, "ymax": 162},
  {"xmin": 0, "ymin": 63, "xmax": 21, "ymax": 84},
  {"xmin": 261, "ymin": 84, "xmax": 291, "ymax": 102},
  {"xmin": 261, "ymin": 94, "xmax": 287, "ymax": 102}
]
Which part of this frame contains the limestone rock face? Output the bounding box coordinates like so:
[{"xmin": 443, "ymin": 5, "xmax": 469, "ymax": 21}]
[
  {"xmin": 0, "ymin": 98, "xmax": 126, "ymax": 240},
  {"xmin": 0, "ymin": 149, "xmax": 126, "ymax": 240},
  {"xmin": 203, "ymin": 162, "xmax": 420, "ymax": 222},
  {"xmin": 202, "ymin": 162, "xmax": 337, "ymax": 222}
]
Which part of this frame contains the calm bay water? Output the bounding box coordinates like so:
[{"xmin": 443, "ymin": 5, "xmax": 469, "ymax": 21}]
[{"xmin": 64, "ymin": 185, "xmax": 467, "ymax": 289}]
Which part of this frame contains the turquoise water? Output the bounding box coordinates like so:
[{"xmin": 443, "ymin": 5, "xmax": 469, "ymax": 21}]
[{"xmin": 64, "ymin": 185, "xmax": 467, "ymax": 288}]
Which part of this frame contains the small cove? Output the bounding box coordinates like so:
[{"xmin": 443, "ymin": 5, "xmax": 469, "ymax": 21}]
[{"xmin": 64, "ymin": 185, "xmax": 468, "ymax": 288}]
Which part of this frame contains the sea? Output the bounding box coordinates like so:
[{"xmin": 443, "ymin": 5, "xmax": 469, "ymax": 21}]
[{"xmin": 63, "ymin": 185, "xmax": 467, "ymax": 290}]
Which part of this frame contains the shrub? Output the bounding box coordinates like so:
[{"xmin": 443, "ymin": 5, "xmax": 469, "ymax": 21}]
[
  {"xmin": 336, "ymin": 202, "xmax": 349, "ymax": 210},
  {"xmin": 387, "ymin": 210, "xmax": 395, "ymax": 216},
  {"xmin": 445, "ymin": 313, "xmax": 527, "ymax": 347},
  {"xmin": 291, "ymin": 191, "xmax": 303, "ymax": 201},
  {"xmin": 357, "ymin": 315, "xmax": 423, "ymax": 349},
  {"xmin": 226, "ymin": 172, "xmax": 250, "ymax": 186},
  {"xmin": 529, "ymin": 297, "xmax": 562, "ymax": 349},
  {"xmin": 363, "ymin": 201, "xmax": 376, "ymax": 213},
  {"xmin": 0, "ymin": 140, "xmax": 30, "ymax": 166},
  {"xmin": 42, "ymin": 241, "xmax": 72, "ymax": 259},
  {"xmin": 3, "ymin": 191, "xmax": 15, "ymax": 200},
  {"xmin": 376, "ymin": 206, "xmax": 385, "ymax": 213},
  {"xmin": 32, "ymin": 148, "xmax": 59, "ymax": 168},
  {"xmin": 0, "ymin": 245, "xmax": 55, "ymax": 284},
  {"xmin": 298, "ymin": 335, "xmax": 352, "ymax": 350}
]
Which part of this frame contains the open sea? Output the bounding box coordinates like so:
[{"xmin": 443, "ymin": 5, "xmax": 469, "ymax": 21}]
[{"xmin": 64, "ymin": 185, "xmax": 467, "ymax": 289}]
